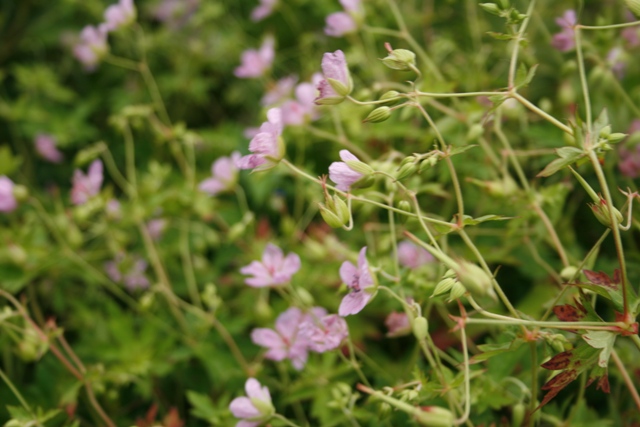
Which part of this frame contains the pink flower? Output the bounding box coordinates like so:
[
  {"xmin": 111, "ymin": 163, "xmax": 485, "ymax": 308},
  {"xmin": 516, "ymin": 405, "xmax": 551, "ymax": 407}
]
[
  {"xmin": 73, "ymin": 25, "xmax": 109, "ymax": 70},
  {"xmin": 315, "ymin": 50, "xmax": 352, "ymax": 105},
  {"xmin": 328, "ymin": 150, "xmax": 364, "ymax": 191},
  {"xmin": 147, "ymin": 218, "xmax": 167, "ymax": 241},
  {"xmin": 106, "ymin": 198, "xmax": 122, "ymax": 219},
  {"xmin": 0, "ymin": 176, "xmax": 17, "ymax": 213},
  {"xmin": 325, "ymin": 12, "xmax": 357, "ymax": 37},
  {"xmin": 234, "ymin": 36, "xmax": 275, "ymax": 79},
  {"xmin": 619, "ymin": 119, "xmax": 640, "ymax": 178},
  {"xmin": 338, "ymin": 246, "xmax": 375, "ymax": 316},
  {"xmin": 199, "ymin": 152, "xmax": 241, "ymax": 195},
  {"xmin": 340, "ymin": 0, "xmax": 361, "ymax": 12},
  {"xmin": 236, "ymin": 108, "xmax": 284, "ymax": 171},
  {"xmin": 299, "ymin": 314, "xmax": 349, "ymax": 352},
  {"xmin": 103, "ymin": 0, "xmax": 136, "ymax": 32},
  {"xmin": 34, "ymin": 134, "xmax": 63, "ymax": 163},
  {"xmin": 251, "ymin": 306, "xmax": 327, "ymax": 370},
  {"xmin": 606, "ymin": 47, "xmax": 626, "ymax": 79},
  {"xmin": 71, "ymin": 160, "xmax": 103, "ymax": 205},
  {"xmin": 240, "ymin": 243, "xmax": 301, "ymax": 287},
  {"xmin": 261, "ymin": 76, "xmax": 297, "ymax": 106},
  {"xmin": 397, "ymin": 241, "xmax": 434, "ymax": 269},
  {"xmin": 153, "ymin": 0, "xmax": 200, "ymax": 29},
  {"xmin": 281, "ymin": 76, "xmax": 322, "ymax": 126},
  {"xmin": 385, "ymin": 311, "xmax": 411, "ymax": 337},
  {"xmin": 251, "ymin": 0, "xmax": 278, "ymax": 22},
  {"xmin": 104, "ymin": 253, "xmax": 150, "ymax": 291},
  {"xmin": 622, "ymin": 27, "xmax": 640, "ymax": 48},
  {"xmin": 551, "ymin": 10, "xmax": 577, "ymax": 52},
  {"xmin": 229, "ymin": 378, "xmax": 274, "ymax": 427}
]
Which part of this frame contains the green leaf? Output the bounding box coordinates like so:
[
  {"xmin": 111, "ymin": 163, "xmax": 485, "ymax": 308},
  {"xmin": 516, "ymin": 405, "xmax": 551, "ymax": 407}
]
[
  {"xmin": 486, "ymin": 31, "xmax": 514, "ymax": 40},
  {"xmin": 537, "ymin": 147, "xmax": 585, "ymax": 177},
  {"xmin": 186, "ymin": 391, "xmax": 219, "ymax": 422},
  {"xmin": 448, "ymin": 144, "xmax": 478, "ymax": 156},
  {"xmin": 0, "ymin": 146, "xmax": 22, "ymax": 176},
  {"xmin": 515, "ymin": 63, "xmax": 539, "ymax": 89},
  {"xmin": 582, "ymin": 331, "xmax": 616, "ymax": 368}
]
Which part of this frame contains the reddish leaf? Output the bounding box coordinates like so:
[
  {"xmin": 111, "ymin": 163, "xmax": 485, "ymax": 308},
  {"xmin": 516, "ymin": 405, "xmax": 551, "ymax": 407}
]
[
  {"xmin": 537, "ymin": 370, "xmax": 578, "ymax": 409},
  {"xmin": 583, "ymin": 269, "xmax": 619, "ymax": 289},
  {"xmin": 553, "ymin": 304, "xmax": 586, "ymax": 322},
  {"xmin": 541, "ymin": 351, "xmax": 572, "ymax": 370}
]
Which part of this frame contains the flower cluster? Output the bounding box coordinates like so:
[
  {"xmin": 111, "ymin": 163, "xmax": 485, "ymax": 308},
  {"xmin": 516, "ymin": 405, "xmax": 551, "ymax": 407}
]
[
  {"xmin": 71, "ymin": 160, "xmax": 104, "ymax": 205},
  {"xmin": 240, "ymin": 243, "xmax": 301, "ymax": 287},
  {"xmin": 551, "ymin": 10, "xmax": 577, "ymax": 52},
  {"xmin": 104, "ymin": 253, "xmax": 150, "ymax": 291},
  {"xmin": 73, "ymin": 0, "xmax": 137, "ymax": 69},
  {"xmin": 234, "ymin": 36, "xmax": 275, "ymax": 79},
  {"xmin": 199, "ymin": 152, "xmax": 241, "ymax": 196}
]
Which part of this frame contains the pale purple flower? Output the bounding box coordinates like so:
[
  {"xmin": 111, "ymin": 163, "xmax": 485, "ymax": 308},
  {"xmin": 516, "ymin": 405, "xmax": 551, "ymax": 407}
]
[
  {"xmin": 385, "ymin": 311, "xmax": 411, "ymax": 337},
  {"xmin": 261, "ymin": 76, "xmax": 297, "ymax": 106},
  {"xmin": 606, "ymin": 47, "xmax": 626, "ymax": 79},
  {"xmin": 329, "ymin": 150, "xmax": 364, "ymax": 192},
  {"xmin": 299, "ymin": 314, "xmax": 349, "ymax": 352},
  {"xmin": 397, "ymin": 241, "xmax": 434, "ymax": 269},
  {"xmin": 338, "ymin": 246, "xmax": 375, "ymax": 316},
  {"xmin": 103, "ymin": 0, "xmax": 136, "ymax": 32},
  {"xmin": 199, "ymin": 152, "xmax": 241, "ymax": 196},
  {"xmin": 34, "ymin": 134, "xmax": 63, "ymax": 163},
  {"xmin": 234, "ymin": 36, "xmax": 275, "ymax": 79},
  {"xmin": 153, "ymin": 0, "xmax": 200, "ymax": 28},
  {"xmin": 619, "ymin": 119, "xmax": 640, "ymax": 178},
  {"xmin": 622, "ymin": 27, "xmax": 640, "ymax": 48},
  {"xmin": 340, "ymin": 0, "xmax": 361, "ymax": 12},
  {"xmin": 147, "ymin": 218, "xmax": 167, "ymax": 241},
  {"xmin": 106, "ymin": 198, "xmax": 122, "ymax": 219},
  {"xmin": 71, "ymin": 160, "xmax": 103, "ymax": 205},
  {"xmin": 0, "ymin": 176, "xmax": 17, "ymax": 213},
  {"xmin": 243, "ymin": 127, "xmax": 261, "ymax": 139},
  {"xmin": 229, "ymin": 378, "xmax": 274, "ymax": 427},
  {"xmin": 251, "ymin": 0, "xmax": 278, "ymax": 22},
  {"xmin": 240, "ymin": 243, "xmax": 301, "ymax": 287},
  {"xmin": 73, "ymin": 25, "xmax": 109, "ymax": 69},
  {"xmin": 104, "ymin": 253, "xmax": 150, "ymax": 291},
  {"xmin": 325, "ymin": 12, "xmax": 357, "ymax": 37},
  {"xmin": 251, "ymin": 306, "xmax": 326, "ymax": 370},
  {"xmin": 281, "ymin": 79, "xmax": 321, "ymax": 125},
  {"xmin": 236, "ymin": 108, "xmax": 284, "ymax": 171},
  {"xmin": 551, "ymin": 10, "xmax": 577, "ymax": 52},
  {"xmin": 315, "ymin": 50, "xmax": 352, "ymax": 104}
]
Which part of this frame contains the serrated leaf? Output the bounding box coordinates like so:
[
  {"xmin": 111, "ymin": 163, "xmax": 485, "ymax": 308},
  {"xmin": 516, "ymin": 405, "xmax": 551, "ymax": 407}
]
[
  {"xmin": 553, "ymin": 303, "xmax": 586, "ymax": 322},
  {"xmin": 583, "ymin": 269, "xmax": 619, "ymax": 289},
  {"xmin": 186, "ymin": 391, "xmax": 218, "ymax": 422},
  {"xmin": 582, "ymin": 331, "xmax": 616, "ymax": 368}
]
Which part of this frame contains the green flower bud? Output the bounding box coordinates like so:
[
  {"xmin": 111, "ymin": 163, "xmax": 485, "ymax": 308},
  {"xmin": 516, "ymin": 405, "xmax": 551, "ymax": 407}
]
[
  {"xmin": 511, "ymin": 402, "xmax": 525, "ymax": 427},
  {"xmin": 415, "ymin": 406, "xmax": 455, "ymax": 427},
  {"xmin": 12, "ymin": 184, "xmax": 29, "ymax": 202},
  {"xmin": 381, "ymin": 49, "xmax": 417, "ymax": 71},
  {"xmin": 599, "ymin": 125, "xmax": 612, "ymax": 139},
  {"xmin": 139, "ymin": 292, "xmax": 155, "ymax": 310},
  {"xmin": 379, "ymin": 91, "xmax": 401, "ymax": 105},
  {"xmin": 479, "ymin": 3, "xmax": 502, "ymax": 15},
  {"xmin": 466, "ymin": 123, "xmax": 484, "ymax": 141},
  {"xmin": 625, "ymin": 0, "xmax": 640, "ymax": 18},
  {"xmin": 202, "ymin": 284, "xmax": 221, "ymax": 312},
  {"xmin": 432, "ymin": 277, "xmax": 456, "ymax": 298},
  {"xmin": 364, "ymin": 106, "xmax": 392, "ymax": 123},
  {"xmin": 398, "ymin": 200, "xmax": 412, "ymax": 212},
  {"xmin": 448, "ymin": 281, "xmax": 467, "ymax": 301},
  {"xmin": 607, "ymin": 132, "xmax": 626, "ymax": 143},
  {"xmin": 560, "ymin": 266, "xmax": 578, "ymax": 282},
  {"xmin": 319, "ymin": 194, "xmax": 350, "ymax": 228},
  {"xmin": 395, "ymin": 162, "xmax": 418, "ymax": 181},
  {"xmin": 589, "ymin": 197, "xmax": 623, "ymax": 228},
  {"xmin": 412, "ymin": 316, "xmax": 429, "ymax": 340},
  {"xmin": 455, "ymin": 261, "xmax": 496, "ymax": 299},
  {"xmin": 419, "ymin": 156, "xmax": 438, "ymax": 173}
]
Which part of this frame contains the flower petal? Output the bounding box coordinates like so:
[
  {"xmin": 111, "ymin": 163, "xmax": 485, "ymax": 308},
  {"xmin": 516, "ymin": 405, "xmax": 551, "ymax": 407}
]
[
  {"xmin": 338, "ymin": 291, "xmax": 371, "ymax": 316},
  {"xmin": 229, "ymin": 397, "xmax": 260, "ymax": 419}
]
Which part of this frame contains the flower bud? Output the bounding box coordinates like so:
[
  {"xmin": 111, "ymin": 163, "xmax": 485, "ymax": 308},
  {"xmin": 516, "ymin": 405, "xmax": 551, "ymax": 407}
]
[
  {"xmin": 7, "ymin": 244, "xmax": 27, "ymax": 266},
  {"xmin": 398, "ymin": 200, "xmax": 412, "ymax": 212},
  {"xmin": 381, "ymin": 49, "xmax": 417, "ymax": 71},
  {"xmin": 625, "ymin": 0, "xmax": 640, "ymax": 18},
  {"xmin": 415, "ymin": 406, "xmax": 454, "ymax": 427},
  {"xmin": 395, "ymin": 162, "xmax": 418, "ymax": 181},
  {"xmin": 607, "ymin": 132, "xmax": 626, "ymax": 143},
  {"xmin": 419, "ymin": 156, "xmax": 438, "ymax": 173},
  {"xmin": 479, "ymin": 3, "xmax": 501, "ymax": 15},
  {"xmin": 511, "ymin": 402, "xmax": 525, "ymax": 427},
  {"xmin": 466, "ymin": 123, "xmax": 484, "ymax": 141},
  {"xmin": 432, "ymin": 277, "xmax": 456, "ymax": 298},
  {"xmin": 412, "ymin": 316, "xmax": 429, "ymax": 340},
  {"xmin": 560, "ymin": 266, "xmax": 578, "ymax": 282},
  {"xmin": 319, "ymin": 194, "xmax": 350, "ymax": 228},
  {"xmin": 447, "ymin": 281, "xmax": 467, "ymax": 301},
  {"xmin": 455, "ymin": 261, "xmax": 496, "ymax": 299},
  {"xmin": 364, "ymin": 106, "xmax": 392, "ymax": 123},
  {"xmin": 327, "ymin": 77, "xmax": 353, "ymax": 97},
  {"xmin": 12, "ymin": 184, "xmax": 29, "ymax": 202},
  {"xmin": 589, "ymin": 197, "xmax": 623, "ymax": 228},
  {"xmin": 379, "ymin": 91, "xmax": 401, "ymax": 105},
  {"xmin": 202, "ymin": 284, "xmax": 221, "ymax": 312}
]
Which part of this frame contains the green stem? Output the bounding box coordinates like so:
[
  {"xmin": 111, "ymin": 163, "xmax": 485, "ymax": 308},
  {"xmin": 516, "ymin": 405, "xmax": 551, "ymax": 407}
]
[
  {"xmin": 0, "ymin": 367, "xmax": 41, "ymax": 426},
  {"xmin": 510, "ymin": 92, "xmax": 573, "ymax": 134},
  {"xmin": 507, "ymin": 0, "xmax": 537, "ymax": 89},
  {"xmin": 574, "ymin": 27, "xmax": 592, "ymax": 131},
  {"xmin": 273, "ymin": 414, "xmax": 304, "ymax": 427},
  {"xmin": 578, "ymin": 21, "xmax": 640, "ymax": 30},
  {"xmin": 180, "ymin": 217, "xmax": 203, "ymax": 309}
]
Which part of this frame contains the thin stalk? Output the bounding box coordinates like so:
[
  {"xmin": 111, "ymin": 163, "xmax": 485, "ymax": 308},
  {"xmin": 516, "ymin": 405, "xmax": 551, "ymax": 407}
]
[
  {"xmin": 507, "ymin": 0, "xmax": 537, "ymax": 89},
  {"xmin": 578, "ymin": 21, "xmax": 640, "ymax": 30},
  {"xmin": 453, "ymin": 325, "xmax": 471, "ymax": 425},
  {"xmin": 574, "ymin": 28, "xmax": 592, "ymax": 130},
  {"xmin": 0, "ymin": 367, "xmax": 42, "ymax": 426},
  {"xmin": 180, "ymin": 217, "xmax": 203, "ymax": 309},
  {"xmin": 611, "ymin": 350, "xmax": 640, "ymax": 411},
  {"xmin": 510, "ymin": 92, "xmax": 573, "ymax": 134}
]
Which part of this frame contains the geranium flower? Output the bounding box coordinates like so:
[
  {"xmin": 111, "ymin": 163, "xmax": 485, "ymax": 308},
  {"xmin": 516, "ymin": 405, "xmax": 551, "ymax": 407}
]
[
  {"xmin": 104, "ymin": 253, "xmax": 150, "ymax": 291},
  {"xmin": 251, "ymin": 306, "xmax": 326, "ymax": 370},
  {"xmin": 229, "ymin": 378, "xmax": 274, "ymax": 427},
  {"xmin": 315, "ymin": 50, "xmax": 352, "ymax": 105},
  {"xmin": 328, "ymin": 150, "xmax": 364, "ymax": 192},
  {"xmin": 153, "ymin": 0, "xmax": 200, "ymax": 29},
  {"xmin": 397, "ymin": 241, "xmax": 434, "ymax": 269},
  {"xmin": 551, "ymin": 10, "xmax": 577, "ymax": 52},
  {"xmin": 299, "ymin": 314, "xmax": 348, "ymax": 352},
  {"xmin": 199, "ymin": 152, "xmax": 241, "ymax": 195},
  {"xmin": 236, "ymin": 108, "xmax": 284, "ymax": 171},
  {"xmin": 0, "ymin": 176, "xmax": 17, "ymax": 213},
  {"xmin": 385, "ymin": 311, "xmax": 412, "ymax": 337},
  {"xmin": 251, "ymin": 0, "xmax": 278, "ymax": 22},
  {"xmin": 71, "ymin": 160, "xmax": 103, "ymax": 205},
  {"xmin": 261, "ymin": 75, "xmax": 297, "ymax": 106},
  {"xmin": 338, "ymin": 246, "xmax": 376, "ymax": 316},
  {"xmin": 281, "ymin": 75, "xmax": 322, "ymax": 126},
  {"xmin": 73, "ymin": 25, "xmax": 109, "ymax": 70},
  {"xmin": 240, "ymin": 243, "xmax": 301, "ymax": 287},
  {"xmin": 103, "ymin": 0, "xmax": 136, "ymax": 32},
  {"xmin": 234, "ymin": 36, "xmax": 275, "ymax": 79},
  {"xmin": 325, "ymin": 12, "xmax": 357, "ymax": 37},
  {"xmin": 34, "ymin": 134, "xmax": 63, "ymax": 163}
]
